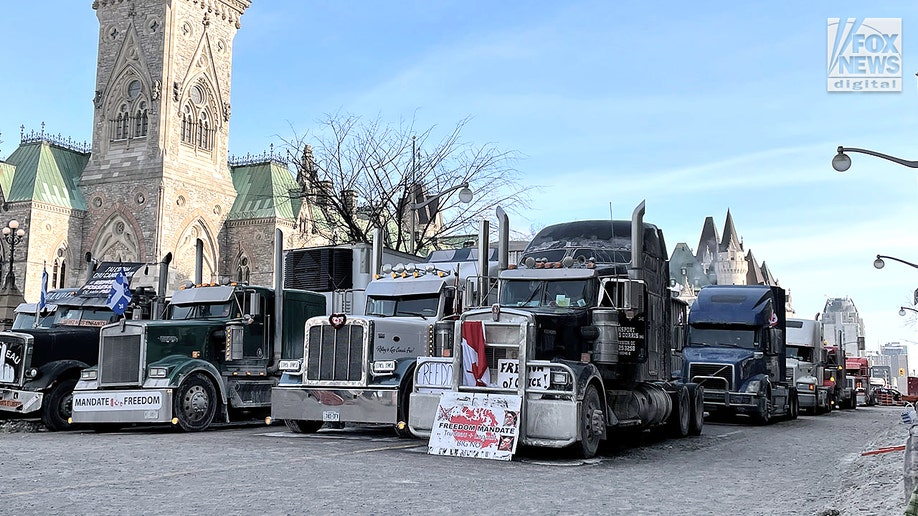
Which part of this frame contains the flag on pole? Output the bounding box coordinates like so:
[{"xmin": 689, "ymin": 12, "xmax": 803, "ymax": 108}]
[
  {"xmin": 37, "ymin": 263, "xmax": 48, "ymax": 314},
  {"xmin": 105, "ymin": 265, "xmax": 132, "ymax": 316}
]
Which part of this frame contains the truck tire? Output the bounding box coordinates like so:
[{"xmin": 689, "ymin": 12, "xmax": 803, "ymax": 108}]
[
  {"xmin": 685, "ymin": 383, "xmax": 704, "ymax": 436},
  {"xmin": 668, "ymin": 385, "xmax": 691, "ymax": 438},
  {"xmin": 41, "ymin": 379, "xmax": 77, "ymax": 432},
  {"xmin": 576, "ymin": 384, "xmax": 603, "ymax": 459},
  {"xmin": 788, "ymin": 390, "xmax": 799, "ymax": 420},
  {"xmin": 173, "ymin": 373, "xmax": 217, "ymax": 432},
  {"xmin": 284, "ymin": 419, "xmax": 323, "ymax": 433}
]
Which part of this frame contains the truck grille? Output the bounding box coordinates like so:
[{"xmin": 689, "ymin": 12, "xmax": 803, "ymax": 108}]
[
  {"xmin": 785, "ymin": 366, "xmax": 796, "ymax": 383},
  {"xmin": 304, "ymin": 320, "xmax": 369, "ymax": 385},
  {"xmin": 99, "ymin": 333, "xmax": 143, "ymax": 386},
  {"xmin": 0, "ymin": 333, "xmax": 30, "ymax": 386},
  {"xmin": 689, "ymin": 363, "xmax": 733, "ymax": 391}
]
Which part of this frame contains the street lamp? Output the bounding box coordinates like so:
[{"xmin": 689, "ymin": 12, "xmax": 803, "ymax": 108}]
[
  {"xmin": 873, "ymin": 254, "xmax": 918, "ymax": 271},
  {"xmin": 2, "ymin": 220, "xmax": 26, "ymax": 291},
  {"xmin": 408, "ymin": 181, "xmax": 473, "ymax": 255},
  {"xmin": 899, "ymin": 306, "xmax": 918, "ymax": 317},
  {"xmin": 832, "ymin": 146, "xmax": 918, "ymax": 172}
]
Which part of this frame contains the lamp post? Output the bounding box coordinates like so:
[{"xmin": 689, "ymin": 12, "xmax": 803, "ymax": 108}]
[
  {"xmin": 832, "ymin": 146, "xmax": 918, "ymax": 172},
  {"xmin": 2, "ymin": 220, "xmax": 25, "ymax": 291},
  {"xmin": 873, "ymin": 254, "xmax": 918, "ymax": 271},
  {"xmin": 899, "ymin": 306, "xmax": 918, "ymax": 317},
  {"xmin": 408, "ymin": 182, "xmax": 473, "ymax": 255}
]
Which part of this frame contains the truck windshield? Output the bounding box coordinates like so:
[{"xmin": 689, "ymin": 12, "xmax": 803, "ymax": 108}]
[
  {"xmin": 55, "ymin": 307, "xmax": 119, "ymax": 327},
  {"xmin": 366, "ymin": 294, "xmax": 440, "ymax": 317},
  {"xmin": 786, "ymin": 346, "xmax": 814, "ymax": 361},
  {"xmin": 169, "ymin": 302, "xmax": 233, "ymax": 320},
  {"xmin": 500, "ymin": 279, "xmax": 595, "ymax": 308},
  {"xmin": 688, "ymin": 328, "xmax": 758, "ymax": 349}
]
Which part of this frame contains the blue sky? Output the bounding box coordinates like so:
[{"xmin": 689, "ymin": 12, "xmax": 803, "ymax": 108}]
[{"xmin": 3, "ymin": 1, "xmax": 918, "ymax": 358}]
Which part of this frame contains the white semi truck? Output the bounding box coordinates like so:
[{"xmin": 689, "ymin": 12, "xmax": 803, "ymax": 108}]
[{"xmin": 786, "ymin": 317, "xmax": 831, "ymax": 414}]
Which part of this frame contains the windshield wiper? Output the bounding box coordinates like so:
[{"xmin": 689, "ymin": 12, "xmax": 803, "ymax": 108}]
[{"xmin": 397, "ymin": 311, "xmax": 428, "ymax": 320}]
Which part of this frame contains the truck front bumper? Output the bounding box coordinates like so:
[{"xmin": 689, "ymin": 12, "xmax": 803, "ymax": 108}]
[
  {"xmin": 271, "ymin": 387, "xmax": 398, "ymax": 425},
  {"xmin": 0, "ymin": 387, "xmax": 42, "ymax": 415},
  {"xmin": 703, "ymin": 389, "xmax": 759, "ymax": 410},
  {"xmin": 70, "ymin": 389, "xmax": 174, "ymax": 424},
  {"xmin": 798, "ymin": 391, "xmax": 816, "ymax": 409},
  {"xmin": 408, "ymin": 391, "xmax": 579, "ymax": 448}
]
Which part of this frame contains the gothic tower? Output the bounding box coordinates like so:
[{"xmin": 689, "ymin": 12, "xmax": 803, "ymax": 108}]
[
  {"xmin": 81, "ymin": 0, "xmax": 250, "ymax": 285},
  {"xmin": 714, "ymin": 210, "xmax": 748, "ymax": 285}
]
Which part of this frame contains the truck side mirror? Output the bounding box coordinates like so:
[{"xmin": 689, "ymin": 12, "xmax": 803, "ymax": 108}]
[{"xmin": 248, "ymin": 292, "xmax": 261, "ymax": 316}]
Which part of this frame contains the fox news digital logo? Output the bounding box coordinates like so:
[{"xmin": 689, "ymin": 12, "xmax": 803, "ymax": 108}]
[{"xmin": 827, "ymin": 18, "xmax": 901, "ymax": 92}]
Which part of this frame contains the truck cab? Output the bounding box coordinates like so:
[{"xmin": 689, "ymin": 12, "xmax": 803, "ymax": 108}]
[
  {"xmin": 683, "ymin": 285, "xmax": 797, "ymax": 424},
  {"xmin": 785, "ymin": 317, "xmax": 830, "ymax": 414},
  {"xmin": 0, "ymin": 262, "xmax": 163, "ymax": 431},
  {"xmin": 72, "ymin": 282, "xmax": 326, "ymax": 431},
  {"xmin": 272, "ymin": 244, "xmax": 498, "ymax": 436}
]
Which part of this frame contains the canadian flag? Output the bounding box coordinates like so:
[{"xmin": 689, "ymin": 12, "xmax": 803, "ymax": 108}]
[
  {"xmin": 769, "ymin": 311, "xmax": 778, "ymax": 327},
  {"xmin": 461, "ymin": 320, "xmax": 490, "ymax": 387}
]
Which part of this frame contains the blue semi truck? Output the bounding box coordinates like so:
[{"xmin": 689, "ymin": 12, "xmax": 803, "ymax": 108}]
[{"xmin": 682, "ymin": 284, "xmax": 798, "ymax": 424}]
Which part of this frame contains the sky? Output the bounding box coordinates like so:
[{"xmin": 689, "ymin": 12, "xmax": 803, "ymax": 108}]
[{"xmin": 3, "ymin": 1, "xmax": 918, "ymax": 356}]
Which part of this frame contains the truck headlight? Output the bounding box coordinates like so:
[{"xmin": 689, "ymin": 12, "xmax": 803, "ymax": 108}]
[
  {"xmin": 371, "ymin": 360, "xmax": 396, "ymax": 374},
  {"xmin": 279, "ymin": 360, "xmax": 302, "ymax": 372},
  {"xmin": 551, "ymin": 371, "xmax": 569, "ymax": 386},
  {"xmin": 148, "ymin": 367, "xmax": 168, "ymax": 378},
  {"xmin": 80, "ymin": 369, "xmax": 97, "ymax": 381},
  {"xmin": 744, "ymin": 380, "xmax": 761, "ymax": 394},
  {"xmin": 25, "ymin": 367, "xmax": 39, "ymax": 379}
]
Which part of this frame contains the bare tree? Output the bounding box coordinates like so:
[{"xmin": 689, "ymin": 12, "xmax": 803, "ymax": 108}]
[{"xmin": 281, "ymin": 112, "xmax": 532, "ymax": 254}]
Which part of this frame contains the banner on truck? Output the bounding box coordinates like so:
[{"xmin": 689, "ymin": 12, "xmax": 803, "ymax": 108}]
[{"xmin": 428, "ymin": 391, "xmax": 522, "ymax": 461}]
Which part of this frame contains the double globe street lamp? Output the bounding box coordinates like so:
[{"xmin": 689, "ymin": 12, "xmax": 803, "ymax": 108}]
[{"xmin": 2, "ymin": 220, "xmax": 26, "ymax": 291}]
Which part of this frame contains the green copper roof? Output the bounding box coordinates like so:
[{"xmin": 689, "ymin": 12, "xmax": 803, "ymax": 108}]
[
  {"xmin": 3, "ymin": 141, "xmax": 88, "ymax": 209},
  {"xmin": 227, "ymin": 160, "xmax": 302, "ymax": 220}
]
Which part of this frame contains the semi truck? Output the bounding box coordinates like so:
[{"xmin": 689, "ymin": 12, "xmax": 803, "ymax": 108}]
[
  {"xmin": 847, "ymin": 356, "xmax": 872, "ymax": 406},
  {"xmin": 271, "ymin": 229, "xmax": 499, "ymax": 436},
  {"xmin": 786, "ymin": 317, "xmax": 831, "ymax": 414},
  {"xmin": 0, "ymin": 260, "xmax": 166, "ymax": 430},
  {"xmin": 10, "ymin": 288, "xmax": 79, "ymax": 330},
  {"xmin": 825, "ymin": 346, "xmax": 854, "ymax": 409},
  {"xmin": 71, "ymin": 231, "xmax": 326, "ymax": 431},
  {"xmin": 407, "ymin": 202, "xmax": 704, "ymax": 459},
  {"xmin": 683, "ymin": 284, "xmax": 798, "ymax": 424}
]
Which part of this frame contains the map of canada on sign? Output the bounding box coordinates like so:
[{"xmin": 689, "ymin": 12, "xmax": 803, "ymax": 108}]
[{"xmin": 446, "ymin": 407, "xmax": 500, "ymax": 448}]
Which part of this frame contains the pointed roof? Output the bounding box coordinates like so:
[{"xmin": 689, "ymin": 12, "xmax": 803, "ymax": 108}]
[
  {"xmin": 695, "ymin": 216, "xmax": 720, "ymax": 262},
  {"xmin": 2, "ymin": 140, "xmax": 88, "ymax": 209},
  {"xmin": 719, "ymin": 209, "xmax": 742, "ymax": 252},
  {"xmin": 760, "ymin": 261, "xmax": 778, "ymax": 286},
  {"xmin": 745, "ymin": 249, "xmax": 765, "ymax": 284},
  {"xmin": 227, "ymin": 160, "xmax": 301, "ymax": 220}
]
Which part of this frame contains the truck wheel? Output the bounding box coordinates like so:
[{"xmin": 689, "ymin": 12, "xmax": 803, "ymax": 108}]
[
  {"xmin": 576, "ymin": 384, "xmax": 603, "ymax": 459},
  {"xmin": 173, "ymin": 373, "xmax": 217, "ymax": 432},
  {"xmin": 788, "ymin": 391, "xmax": 799, "ymax": 420},
  {"xmin": 284, "ymin": 419, "xmax": 323, "ymax": 433},
  {"xmin": 41, "ymin": 379, "xmax": 77, "ymax": 432},
  {"xmin": 685, "ymin": 383, "xmax": 704, "ymax": 436},
  {"xmin": 669, "ymin": 385, "xmax": 691, "ymax": 438}
]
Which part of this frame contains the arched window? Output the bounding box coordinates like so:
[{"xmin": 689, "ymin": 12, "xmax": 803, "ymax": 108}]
[
  {"xmin": 182, "ymin": 103, "xmax": 194, "ymax": 144},
  {"xmin": 134, "ymin": 100, "xmax": 148, "ymax": 137},
  {"xmin": 198, "ymin": 110, "xmax": 210, "ymax": 150},
  {"xmin": 236, "ymin": 256, "xmax": 249, "ymax": 283},
  {"xmin": 52, "ymin": 259, "xmax": 66, "ymax": 289}
]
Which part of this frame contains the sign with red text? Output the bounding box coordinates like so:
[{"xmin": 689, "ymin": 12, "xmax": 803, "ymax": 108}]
[{"xmin": 428, "ymin": 391, "xmax": 521, "ymax": 461}]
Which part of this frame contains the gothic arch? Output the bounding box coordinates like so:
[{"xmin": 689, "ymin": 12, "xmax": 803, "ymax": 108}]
[
  {"xmin": 171, "ymin": 213, "xmax": 220, "ymax": 283},
  {"xmin": 89, "ymin": 210, "xmax": 144, "ymax": 263},
  {"xmin": 179, "ymin": 75, "xmax": 218, "ymax": 151}
]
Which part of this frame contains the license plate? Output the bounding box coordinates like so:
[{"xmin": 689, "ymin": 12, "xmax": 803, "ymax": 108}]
[
  {"xmin": 322, "ymin": 410, "xmax": 340, "ymax": 422},
  {"xmin": 143, "ymin": 410, "xmax": 159, "ymax": 420}
]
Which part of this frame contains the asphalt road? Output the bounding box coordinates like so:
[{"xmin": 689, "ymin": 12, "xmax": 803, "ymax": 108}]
[{"xmin": 0, "ymin": 406, "xmax": 909, "ymax": 515}]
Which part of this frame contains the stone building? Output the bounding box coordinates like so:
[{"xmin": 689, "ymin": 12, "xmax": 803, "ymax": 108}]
[
  {"xmin": 0, "ymin": 0, "xmax": 335, "ymax": 317},
  {"xmin": 669, "ymin": 210, "xmax": 791, "ymax": 313}
]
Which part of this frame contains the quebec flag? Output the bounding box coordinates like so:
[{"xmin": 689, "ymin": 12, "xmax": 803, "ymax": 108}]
[{"xmin": 106, "ymin": 266, "xmax": 132, "ymax": 316}]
